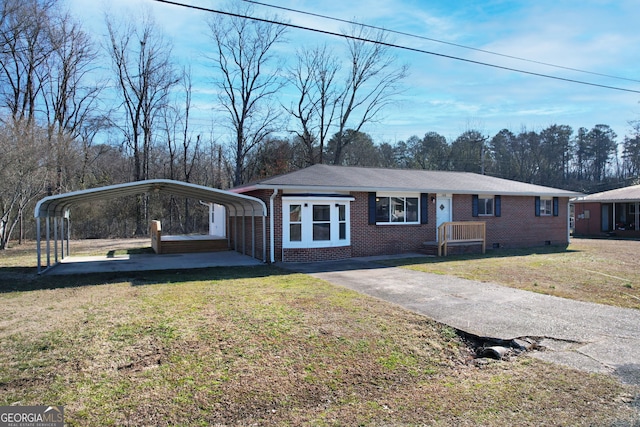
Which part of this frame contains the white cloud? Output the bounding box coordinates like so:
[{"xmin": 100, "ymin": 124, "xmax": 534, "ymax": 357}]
[{"xmin": 61, "ymin": 0, "xmax": 640, "ymax": 142}]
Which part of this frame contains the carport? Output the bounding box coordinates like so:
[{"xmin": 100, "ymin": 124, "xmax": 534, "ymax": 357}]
[{"xmin": 34, "ymin": 179, "xmax": 268, "ymax": 274}]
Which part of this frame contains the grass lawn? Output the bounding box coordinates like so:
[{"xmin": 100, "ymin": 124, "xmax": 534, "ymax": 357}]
[{"xmin": 0, "ymin": 239, "xmax": 639, "ymax": 426}]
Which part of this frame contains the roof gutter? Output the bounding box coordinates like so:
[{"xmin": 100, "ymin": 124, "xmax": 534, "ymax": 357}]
[
  {"xmin": 252, "ymin": 184, "xmax": 581, "ymax": 198},
  {"xmin": 269, "ymin": 188, "xmax": 278, "ymax": 264}
]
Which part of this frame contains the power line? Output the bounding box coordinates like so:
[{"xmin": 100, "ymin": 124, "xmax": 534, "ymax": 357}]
[
  {"xmin": 243, "ymin": 0, "xmax": 640, "ymax": 84},
  {"xmin": 152, "ymin": 0, "xmax": 640, "ymax": 94}
]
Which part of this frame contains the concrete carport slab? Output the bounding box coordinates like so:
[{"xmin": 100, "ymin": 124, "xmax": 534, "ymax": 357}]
[
  {"xmin": 44, "ymin": 250, "xmax": 262, "ymax": 275},
  {"xmin": 34, "ymin": 179, "xmax": 267, "ymax": 273}
]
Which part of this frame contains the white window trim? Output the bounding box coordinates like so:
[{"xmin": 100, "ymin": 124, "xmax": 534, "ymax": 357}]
[
  {"xmin": 540, "ymin": 197, "xmax": 553, "ymax": 216},
  {"xmin": 282, "ymin": 196, "xmax": 353, "ymax": 249},
  {"xmin": 478, "ymin": 195, "xmax": 495, "ymax": 217},
  {"xmin": 375, "ymin": 192, "xmax": 421, "ymax": 225}
]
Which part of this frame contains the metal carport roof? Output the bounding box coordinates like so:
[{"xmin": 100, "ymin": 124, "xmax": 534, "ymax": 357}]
[
  {"xmin": 35, "ymin": 179, "xmax": 267, "ymax": 218},
  {"xmin": 34, "ymin": 179, "xmax": 267, "ymax": 273}
]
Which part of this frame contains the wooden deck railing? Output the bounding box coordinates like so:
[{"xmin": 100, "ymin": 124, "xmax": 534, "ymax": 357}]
[{"xmin": 437, "ymin": 221, "xmax": 486, "ymax": 256}]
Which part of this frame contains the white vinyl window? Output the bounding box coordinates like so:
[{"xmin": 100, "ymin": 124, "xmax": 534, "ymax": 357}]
[
  {"xmin": 375, "ymin": 194, "xmax": 419, "ymax": 224},
  {"xmin": 540, "ymin": 197, "xmax": 553, "ymax": 216},
  {"xmin": 283, "ymin": 197, "xmax": 352, "ymax": 248},
  {"xmin": 478, "ymin": 196, "xmax": 494, "ymax": 216}
]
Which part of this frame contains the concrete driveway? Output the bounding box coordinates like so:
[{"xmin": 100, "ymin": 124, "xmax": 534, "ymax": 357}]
[{"xmin": 282, "ymin": 255, "xmax": 640, "ymax": 386}]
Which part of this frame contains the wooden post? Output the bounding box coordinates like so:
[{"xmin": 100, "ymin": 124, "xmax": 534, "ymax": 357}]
[{"xmin": 150, "ymin": 220, "xmax": 162, "ymax": 254}]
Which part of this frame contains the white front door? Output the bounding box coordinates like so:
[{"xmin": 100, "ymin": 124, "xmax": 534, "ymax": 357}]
[
  {"xmin": 436, "ymin": 194, "xmax": 452, "ymax": 241},
  {"xmin": 209, "ymin": 203, "xmax": 226, "ymax": 237}
]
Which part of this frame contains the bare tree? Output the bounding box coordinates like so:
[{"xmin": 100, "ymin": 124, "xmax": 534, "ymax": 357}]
[
  {"xmin": 161, "ymin": 67, "xmax": 200, "ymax": 232},
  {"xmin": 0, "ymin": 120, "xmax": 48, "ymax": 249},
  {"xmin": 286, "ymin": 44, "xmax": 341, "ymax": 165},
  {"xmin": 0, "ymin": 0, "xmax": 56, "ymax": 123},
  {"xmin": 42, "ymin": 11, "xmax": 103, "ymax": 193},
  {"xmin": 106, "ymin": 12, "xmax": 179, "ymax": 234},
  {"xmin": 206, "ymin": 3, "xmax": 287, "ymax": 186},
  {"xmin": 330, "ymin": 25, "xmax": 408, "ymax": 165}
]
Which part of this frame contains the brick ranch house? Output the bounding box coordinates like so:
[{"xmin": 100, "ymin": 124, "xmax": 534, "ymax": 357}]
[
  {"xmin": 572, "ymin": 184, "xmax": 640, "ymax": 238},
  {"xmin": 232, "ymin": 164, "xmax": 581, "ymax": 263}
]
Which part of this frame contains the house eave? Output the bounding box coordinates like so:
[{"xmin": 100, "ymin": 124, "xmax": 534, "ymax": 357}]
[
  {"xmin": 244, "ymin": 183, "xmax": 578, "ymax": 198},
  {"xmin": 572, "ymin": 197, "xmax": 640, "ymax": 203}
]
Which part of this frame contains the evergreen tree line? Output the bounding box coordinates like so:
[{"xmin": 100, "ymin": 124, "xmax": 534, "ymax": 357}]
[
  {"xmin": 1, "ymin": 0, "xmax": 638, "ymax": 247},
  {"xmin": 255, "ymin": 123, "xmax": 640, "ymax": 193}
]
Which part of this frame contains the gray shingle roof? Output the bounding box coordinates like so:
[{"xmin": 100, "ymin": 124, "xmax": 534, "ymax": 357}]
[
  {"xmin": 572, "ymin": 184, "xmax": 640, "ymax": 203},
  {"xmin": 237, "ymin": 164, "xmax": 580, "ymax": 197}
]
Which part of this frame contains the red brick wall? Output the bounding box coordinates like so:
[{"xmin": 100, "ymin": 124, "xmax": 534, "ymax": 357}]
[
  {"xmin": 239, "ymin": 189, "xmax": 571, "ymax": 262},
  {"xmin": 573, "ymin": 202, "xmax": 602, "ymax": 236},
  {"xmin": 454, "ymin": 194, "xmax": 570, "ymax": 248},
  {"xmin": 228, "ymin": 215, "xmax": 266, "ymax": 260},
  {"xmin": 283, "ymin": 246, "xmax": 352, "ymax": 262},
  {"xmin": 350, "ymin": 192, "xmax": 436, "ymax": 257},
  {"xmin": 228, "ymin": 189, "xmax": 272, "ymax": 261},
  {"xmin": 240, "ymin": 189, "xmax": 281, "ymax": 262}
]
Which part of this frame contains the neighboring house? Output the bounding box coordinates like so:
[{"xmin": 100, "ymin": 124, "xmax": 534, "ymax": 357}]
[
  {"xmin": 232, "ymin": 164, "xmax": 580, "ymax": 263},
  {"xmin": 572, "ymin": 184, "xmax": 640, "ymax": 238}
]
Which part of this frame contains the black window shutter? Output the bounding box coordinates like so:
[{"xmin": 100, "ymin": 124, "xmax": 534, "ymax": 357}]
[
  {"xmin": 472, "ymin": 195, "xmax": 479, "ymax": 217},
  {"xmin": 368, "ymin": 192, "xmax": 376, "ymax": 225},
  {"xmin": 495, "ymin": 195, "xmax": 501, "ymax": 217},
  {"xmin": 420, "ymin": 193, "xmax": 429, "ymax": 224},
  {"xmin": 535, "ymin": 196, "xmax": 541, "ymax": 217},
  {"xmin": 553, "ymin": 197, "xmax": 559, "ymax": 216}
]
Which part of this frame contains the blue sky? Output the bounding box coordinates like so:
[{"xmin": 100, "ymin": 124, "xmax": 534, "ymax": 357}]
[{"xmin": 65, "ymin": 0, "xmax": 640, "ymax": 144}]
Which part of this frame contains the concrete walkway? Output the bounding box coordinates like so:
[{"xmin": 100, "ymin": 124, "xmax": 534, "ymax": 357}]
[{"xmin": 282, "ymin": 255, "xmax": 640, "ymax": 386}]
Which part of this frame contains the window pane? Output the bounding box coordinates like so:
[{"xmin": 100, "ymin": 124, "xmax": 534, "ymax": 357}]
[
  {"xmin": 485, "ymin": 198, "xmax": 494, "ymax": 215},
  {"xmin": 313, "ymin": 205, "xmax": 330, "ymax": 221},
  {"xmin": 289, "ymin": 224, "xmax": 301, "ymax": 241},
  {"xmin": 338, "ymin": 205, "xmax": 346, "ymax": 221},
  {"xmin": 376, "ymin": 197, "xmax": 390, "ymax": 222},
  {"xmin": 289, "ymin": 205, "xmax": 301, "ymax": 222},
  {"xmin": 339, "ymin": 223, "xmax": 346, "ymax": 240},
  {"xmin": 479, "ymin": 197, "xmax": 493, "ymax": 215},
  {"xmin": 406, "ymin": 197, "xmax": 418, "ymax": 222},
  {"xmin": 313, "ymin": 223, "xmax": 330, "ymax": 241},
  {"xmin": 391, "ymin": 197, "xmax": 404, "ymax": 222}
]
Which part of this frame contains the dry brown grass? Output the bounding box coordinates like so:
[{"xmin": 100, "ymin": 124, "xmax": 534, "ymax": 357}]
[
  {"xmin": 387, "ymin": 238, "xmax": 640, "ymax": 310},
  {"xmin": 0, "ymin": 239, "xmax": 639, "ymax": 426}
]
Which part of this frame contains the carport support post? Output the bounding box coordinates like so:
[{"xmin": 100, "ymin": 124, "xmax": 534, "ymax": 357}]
[
  {"xmin": 224, "ymin": 209, "xmax": 231, "ymax": 248},
  {"xmin": 60, "ymin": 216, "xmax": 65, "ymax": 259},
  {"xmin": 234, "ymin": 214, "xmax": 238, "ymax": 252},
  {"xmin": 262, "ymin": 215, "xmax": 266, "ymax": 263},
  {"xmin": 242, "ymin": 211, "xmax": 246, "ymax": 255},
  {"xmin": 54, "ymin": 217, "xmax": 58, "ymax": 263},
  {"xmin": 66, "ymin": 215, "xmax": 70, "ymax": 257},
  {"xmin": 251, "ymin": 214, "xmax": 255, "ymax": 259},
  {"xmin": 45, "ymin": 216, "xmax": 51, "ymax": 268},
  {"xmin": 36, "ymin": 218, "xmax": 41, "ymax": 274},
  {"xmin": 60, "ymin": 216, "xmax": 64, "ymax": 259}
]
